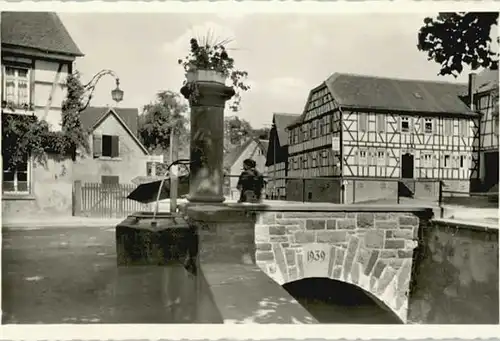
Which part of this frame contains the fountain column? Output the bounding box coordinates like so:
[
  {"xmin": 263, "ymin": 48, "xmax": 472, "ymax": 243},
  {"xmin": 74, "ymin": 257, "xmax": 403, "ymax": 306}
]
[{"xmin": 181, "ymin": 81, "xmax": 235, "ymax": 203}]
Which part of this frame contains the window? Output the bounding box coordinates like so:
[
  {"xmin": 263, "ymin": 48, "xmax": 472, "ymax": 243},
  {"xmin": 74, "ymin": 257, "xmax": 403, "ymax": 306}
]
[
  {"xmin": 93, "ymin": 134, "xmax": 120, "ymax": 158},
  {"xmin": 479, "ymin": 95, "xmax": 489, "ymax": 111},
  {"xmin": 460, "ymin": 120, "xmax": 469, "ymax": 137},
  {"xmin": 303, "ymin": 125, "xmax": 309, "ymax": 141},
  {"xmin": 302, "ymin": 154, "xmax": 308, "ymax": 169},
  {"xmin": 459, "ymin": 155, "xmax": 465, "ymax": 169},
  {"xmin": 444, "ymin": 154, "xmax": 451, "ymax": 168},
  {"xmin": 2, "ymin": 152, "xmax": 30, "ymax": 194},
  {"xmin": 3, "ymin": 66, "xmax": 30, "ymax": 108},
  {"xmin": 401, "ymin": 116, "xmax": 410, "ymax": 133},
  {"xmin": 422, "ymin": 154, "xmax": 432, "ymax": 168},
  {"xmin": 424, "ymin": 118, "xmax": 433, "ymax": 134},
  {"xmin": 325, "ymin": 115, "xmax": 331, "ymax": 133},
  {"xmin": 359, "ymin": 113, "xmax": 368, "ymax": 132},
  {"xmin": 376, "ymin": 115, "xmax": 385, "ymax": 133},
  {"xmin": 322, "ymin": 150, "xmax": 329, "ymax": 166},
  {"xmin": 444, "ymin": 119, "xmax": 452, "ymax": 136},
  {"xmin": 312, "ymin": 152, "xmax": 318, "ymax": 168},
  {"xmin": 377, "ymin": 150, "xmax": 386, "ymax": 166},
  {"xmin": 368, "ymin": 150, "xmax": 376, "ymax": 166},
  {"xmin": 358, "ymin": 149, "xmax": 367, "ymax": 165},
  {"xmin": 494, "ymin": 116, "xmax": 499, "ymax": 135},
  {"xmin": 101, "ymin": 175, "xmax": 119, "ymax": 186},
  {"xmin": 312, "ymin": 120, "xmax": 318, "ymax": 138}
]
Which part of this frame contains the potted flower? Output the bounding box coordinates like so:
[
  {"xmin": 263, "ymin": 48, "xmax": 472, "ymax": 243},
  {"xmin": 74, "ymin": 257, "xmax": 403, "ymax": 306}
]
[{"xmin": 178, "ymin": 36, "xmax": 250, "ymax": 112}]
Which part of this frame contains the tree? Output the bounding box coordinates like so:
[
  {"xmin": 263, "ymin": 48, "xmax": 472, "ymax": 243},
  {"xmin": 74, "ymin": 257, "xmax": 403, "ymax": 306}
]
[
  {"xmin": 138, "ymin": 90, "xmax": 189, "ymax": 159},
  {"xmin": 417, "ymin": 12, "xmax": 499, "ymax": 77},
  {"xmin": 253, "ymin": 127, "xmax": 270, "ymax": 140},
  {"xmin": 224, "ymin": 115, "xmax": 253, "ymax": 147}
]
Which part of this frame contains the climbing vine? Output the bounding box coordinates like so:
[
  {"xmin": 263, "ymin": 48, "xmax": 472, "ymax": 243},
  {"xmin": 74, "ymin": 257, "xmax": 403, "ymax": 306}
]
[{"xmin": 2, "ymin": 71, "xmax": 90, "ymax": 169}]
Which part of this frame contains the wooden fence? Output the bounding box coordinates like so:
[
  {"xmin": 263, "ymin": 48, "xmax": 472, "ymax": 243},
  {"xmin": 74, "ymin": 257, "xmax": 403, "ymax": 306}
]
[{"xmin": 74, "ymin": 181, "xmax": 152, "ymax": 218}]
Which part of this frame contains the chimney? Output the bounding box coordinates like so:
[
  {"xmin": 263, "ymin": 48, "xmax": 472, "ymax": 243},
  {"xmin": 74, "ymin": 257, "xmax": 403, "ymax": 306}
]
[{"xmin": 468, "ymin": 72, "xmax": 477, "ymax": 111}]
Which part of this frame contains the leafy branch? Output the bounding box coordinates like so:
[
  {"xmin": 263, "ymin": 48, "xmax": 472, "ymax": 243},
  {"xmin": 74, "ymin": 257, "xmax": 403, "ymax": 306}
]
[
  {"xmin": 178, "ymin": 35, "xmax": 250, "ymax": 112},
  {"xmin": 417, "ymin": 12, "xmax": 499, "ymax": 77}
]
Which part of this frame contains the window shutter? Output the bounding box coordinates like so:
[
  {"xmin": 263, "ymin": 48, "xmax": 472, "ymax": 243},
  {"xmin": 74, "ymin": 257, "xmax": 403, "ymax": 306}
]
[
  {"xmin": 93, "ymin": 134, "xmax": 102, "ymax": 158},
  {"xmin": 111, "ymin": 136, "xmax": 120, "ymax": 158}
]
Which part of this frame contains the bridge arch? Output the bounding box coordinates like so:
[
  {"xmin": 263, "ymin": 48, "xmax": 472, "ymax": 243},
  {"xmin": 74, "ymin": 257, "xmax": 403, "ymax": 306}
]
[
  {"xmin": 283, "ymin": 277, "xmax": 404, "ymax": 324},
  {"xmin": 255, "ymin": 210, "xmax": 423, "ymax": 323}
]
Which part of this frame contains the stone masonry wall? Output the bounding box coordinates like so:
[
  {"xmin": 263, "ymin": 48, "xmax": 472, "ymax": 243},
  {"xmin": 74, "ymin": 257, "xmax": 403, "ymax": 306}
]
[{"xmin": 254, "ymin": 210, "xmax": 421, "ymax": 322}]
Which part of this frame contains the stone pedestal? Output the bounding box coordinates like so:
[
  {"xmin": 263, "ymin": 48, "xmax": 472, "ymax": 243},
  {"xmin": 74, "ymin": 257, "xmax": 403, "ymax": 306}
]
[
  {"xmin": 184, "ymin": 204, "xmax": 257, "ymax": 264},
  {"xmin": 181, "ymin": 81, "xmax": 235, "ymax": 203}
]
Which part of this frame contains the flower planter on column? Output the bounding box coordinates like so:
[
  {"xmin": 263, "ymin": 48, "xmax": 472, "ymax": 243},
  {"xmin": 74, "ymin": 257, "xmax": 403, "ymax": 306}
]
[
  {"xmin": 181, "ymin": 70, "xmax": 235, "ymax": 203},
  {"xmin": 185, "ymin": 69, "xmax": 226, "ymax": 84}
]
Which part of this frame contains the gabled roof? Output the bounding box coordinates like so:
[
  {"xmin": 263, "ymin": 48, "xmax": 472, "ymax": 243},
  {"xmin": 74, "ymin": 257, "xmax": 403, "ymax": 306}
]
[
  {"xmin": 224, "ymin": 138, "xmax": 254, "ymax": 169},
  {"xmin": 290, "ymin": 73, "xmax": 476, "ymax": 128},
  {"xmin": 80, "ymin": 106, "xmax": 139, "ymax": 136},
  {"xmin": 324, "ymin": 73, "xmax": 474, "ymax": 116},
  {"xmin": 475, "ymin": 69, "xmax": 499, "ymax": 94},
  {"xmin": 223, "ymin": 136, "xmax": 266, "ymax": 170},
  {"xmin": 80, "ymin": 106, "xmax": 148, "ymax": 155},
  {"xmin": 273, "ymin": 113, "xmax": 300, "ymax": 146},
  {"xmin": 260, "ymin": 140, "xmax": 269, "ymax": 155},
  {"xmin": 1, "ymin": 12, "xmax": 84, "ymax": 57}
]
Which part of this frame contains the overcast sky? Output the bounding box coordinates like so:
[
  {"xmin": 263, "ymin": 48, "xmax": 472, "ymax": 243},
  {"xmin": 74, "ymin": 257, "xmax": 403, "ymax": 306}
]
[{"xmin": 59, "ymin": 12, "xmax": 485, "ymax": 128}]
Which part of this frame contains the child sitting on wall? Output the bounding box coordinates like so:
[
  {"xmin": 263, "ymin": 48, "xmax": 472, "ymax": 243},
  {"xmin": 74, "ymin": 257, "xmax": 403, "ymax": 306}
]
[{"xmin": 237, "ymin": 158, "xmax": 265, "ymax": 203}]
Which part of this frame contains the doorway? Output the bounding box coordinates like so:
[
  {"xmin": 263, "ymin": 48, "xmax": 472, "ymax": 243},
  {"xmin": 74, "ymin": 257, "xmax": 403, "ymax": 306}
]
[
  {"xmin": 484, "ymin": 151, "xmax": 499, "ymax": 191},
  {"xmin": 401, "ymin": 153, "xmax": 414, "ymax": 179}
]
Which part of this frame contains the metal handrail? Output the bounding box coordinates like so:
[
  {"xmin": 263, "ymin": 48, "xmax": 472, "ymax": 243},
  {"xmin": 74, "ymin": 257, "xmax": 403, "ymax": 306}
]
[{"xmin": 152, "ymin": 158, "xmax": 193, "ymax": 223}]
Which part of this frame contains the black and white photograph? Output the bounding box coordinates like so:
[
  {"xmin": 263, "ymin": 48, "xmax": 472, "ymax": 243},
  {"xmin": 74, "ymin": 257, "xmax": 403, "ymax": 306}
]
[{"xmin": 0, "ymin": 2, "xmax": 498, "ymax": 333}]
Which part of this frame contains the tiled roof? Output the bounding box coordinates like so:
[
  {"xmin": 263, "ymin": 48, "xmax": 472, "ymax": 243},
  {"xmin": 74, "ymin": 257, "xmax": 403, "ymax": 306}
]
[
  {"xmin": 260, "ymin": 140, "xmax": 269, "ymax": 155},
  {"xmin": 1, "ymin": 12, "xmax": 84, "ymax": 57},
  {"xmin": 273, "ymin": 113, "xmax": 300, "ymax": 146},
  {"xmin": 324, "ymin": 73, "xmax": 474, "ymax": 116},
  {"xmin": 79, "ymin": 106, "xmax": 139, "ymax": 136},
  {"xmin": 223, "ymin": 138, "xmax": 255, "ymax": 169},
  {"xmin": 223, "ymin": 136, "xmax": 267, "ymax": 170},
  {"xmin": 475, "ymin": 69, "xmax": 499, "ymax": 93}
]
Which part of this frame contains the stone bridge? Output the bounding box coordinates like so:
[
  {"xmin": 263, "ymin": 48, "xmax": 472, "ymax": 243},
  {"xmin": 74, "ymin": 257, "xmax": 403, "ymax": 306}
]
[
  {"xmin": 253, "ymin": 206, "xmax": 426, "ymax": 323},
  {"xmin": 117, "ymin": 202, "xmax": 498, "ymax": 324}
]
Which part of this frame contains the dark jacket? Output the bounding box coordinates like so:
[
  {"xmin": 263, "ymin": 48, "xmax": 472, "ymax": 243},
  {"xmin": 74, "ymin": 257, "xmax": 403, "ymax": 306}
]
[{"xmin": 237, "ymin": 168, "xmax": 265, "ymax": 203}]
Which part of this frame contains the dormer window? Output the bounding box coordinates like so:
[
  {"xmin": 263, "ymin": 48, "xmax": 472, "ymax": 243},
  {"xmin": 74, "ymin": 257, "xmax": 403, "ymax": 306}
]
[
  {"xmin": 424, "ymin": 118, "xmax": 433, "ymax": 134},
  {"xmin": 401, "ymin": 116, "xmax": 410, "ymax": 133}
]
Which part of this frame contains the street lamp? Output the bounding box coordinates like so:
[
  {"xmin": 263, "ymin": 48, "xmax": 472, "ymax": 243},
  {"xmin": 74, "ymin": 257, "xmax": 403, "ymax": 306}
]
[{"xmin": 81, "ymin": 69, "xmax": 123, "ymax": 111}]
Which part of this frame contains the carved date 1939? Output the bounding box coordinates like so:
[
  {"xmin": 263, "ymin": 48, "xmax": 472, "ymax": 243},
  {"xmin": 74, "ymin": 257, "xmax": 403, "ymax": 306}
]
[{"xmin": 307, "ymin": 250, "xmax": 326, "ymax": 262}]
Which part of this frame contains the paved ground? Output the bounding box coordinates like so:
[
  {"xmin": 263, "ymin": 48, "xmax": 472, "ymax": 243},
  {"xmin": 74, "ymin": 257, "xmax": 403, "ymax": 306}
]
[{"xmin": 2, "ymin": 226, "xmax": 186, "ymax": 324}]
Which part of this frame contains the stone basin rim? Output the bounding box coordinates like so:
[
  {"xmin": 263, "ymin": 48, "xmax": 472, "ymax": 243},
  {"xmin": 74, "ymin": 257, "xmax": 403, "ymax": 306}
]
[{"xmin": 180, "ymin": 202, "xmax": 435, "ymax": 213}]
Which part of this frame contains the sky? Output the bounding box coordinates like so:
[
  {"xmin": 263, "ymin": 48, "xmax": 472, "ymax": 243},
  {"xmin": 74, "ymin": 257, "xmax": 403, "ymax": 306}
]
[{"xmin": 59, "ymin": 12, "xmax": 488, "ymax": 128}]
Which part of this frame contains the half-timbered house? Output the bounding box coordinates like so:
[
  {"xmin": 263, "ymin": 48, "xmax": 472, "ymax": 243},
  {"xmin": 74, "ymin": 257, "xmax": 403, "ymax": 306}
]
[
  {"xmin": 471, "ymin": 70, "xmax": 499, "ymax": 192},
  {"xmin": 264, "ymin": 113, "xmax": 299, "ymax": 199},
  {"xmin": 2, "ymin": 12, "xmax": 84, "ymax": 218},
  {"xmin": 286, "ymin": 72, "xmax": 479, "ymax": 203}
]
